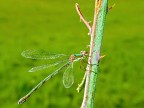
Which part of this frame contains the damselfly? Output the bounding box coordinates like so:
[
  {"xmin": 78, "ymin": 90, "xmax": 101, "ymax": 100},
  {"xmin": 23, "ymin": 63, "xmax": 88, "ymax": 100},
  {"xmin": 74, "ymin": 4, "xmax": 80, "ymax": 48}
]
[{"xmin": 18, "ymin": 50, "xmax": 88, "ymax": 104}]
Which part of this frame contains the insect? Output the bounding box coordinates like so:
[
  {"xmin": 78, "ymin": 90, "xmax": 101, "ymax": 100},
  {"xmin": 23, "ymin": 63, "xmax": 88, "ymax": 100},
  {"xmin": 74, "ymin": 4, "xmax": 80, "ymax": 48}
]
[{"xmin": 18, "ymin": 50, "xmax": 88, "ymax": 104}]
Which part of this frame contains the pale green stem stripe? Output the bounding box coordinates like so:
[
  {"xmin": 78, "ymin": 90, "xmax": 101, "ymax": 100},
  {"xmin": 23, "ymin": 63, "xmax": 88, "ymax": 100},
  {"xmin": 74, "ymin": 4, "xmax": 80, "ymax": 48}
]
[{"xmin": 86, "ymin": 0, "xmax": 108, "ymax": 108}]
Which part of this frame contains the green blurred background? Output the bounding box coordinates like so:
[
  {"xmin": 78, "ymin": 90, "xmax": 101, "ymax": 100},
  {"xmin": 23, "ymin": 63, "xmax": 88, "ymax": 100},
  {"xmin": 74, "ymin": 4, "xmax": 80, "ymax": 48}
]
[{"xmin": 0, "ymin": 0, "xmax": 144, "ymax": 108}]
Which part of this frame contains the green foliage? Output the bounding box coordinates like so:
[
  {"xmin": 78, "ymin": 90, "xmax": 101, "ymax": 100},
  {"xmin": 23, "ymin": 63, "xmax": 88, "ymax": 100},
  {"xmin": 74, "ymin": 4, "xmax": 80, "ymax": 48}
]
[{"xmin": 0, "ymin": 0, "xmax": 144, "ymax": 108}]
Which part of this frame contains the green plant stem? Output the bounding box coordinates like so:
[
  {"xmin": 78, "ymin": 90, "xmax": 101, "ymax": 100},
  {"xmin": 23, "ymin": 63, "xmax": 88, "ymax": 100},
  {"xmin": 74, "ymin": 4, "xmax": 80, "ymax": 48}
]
[{"xmin": 81, "ymin": 0, "xmax": 108, "ymax": 108}]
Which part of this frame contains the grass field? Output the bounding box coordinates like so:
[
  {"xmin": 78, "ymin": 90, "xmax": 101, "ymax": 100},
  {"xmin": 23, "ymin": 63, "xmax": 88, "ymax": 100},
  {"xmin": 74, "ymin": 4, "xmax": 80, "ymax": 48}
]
[{"xmin": 0, "ymin": 0, "xmax": 144, "ymax": 108}]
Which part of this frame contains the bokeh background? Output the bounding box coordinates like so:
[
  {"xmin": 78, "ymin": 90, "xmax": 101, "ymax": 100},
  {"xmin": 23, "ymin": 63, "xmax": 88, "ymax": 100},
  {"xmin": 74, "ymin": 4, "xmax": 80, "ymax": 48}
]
[{"xmin": 0, "ymin": 0, "xmax": 144, "ymax": 108}]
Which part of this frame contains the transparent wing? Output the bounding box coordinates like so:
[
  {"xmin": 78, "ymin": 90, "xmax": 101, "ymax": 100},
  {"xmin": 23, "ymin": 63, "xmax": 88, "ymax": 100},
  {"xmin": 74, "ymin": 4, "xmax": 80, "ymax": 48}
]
[
  {"xmin": 62, "ymin": 63, "xmax": 74, "ymax": 88},
  {"xmin": 21, "ymin": 50, "xmax": 66, "ymax": 60},
  {"xmin": 28, "ymin": 59, "xmax": 68, "ymax": 72}
]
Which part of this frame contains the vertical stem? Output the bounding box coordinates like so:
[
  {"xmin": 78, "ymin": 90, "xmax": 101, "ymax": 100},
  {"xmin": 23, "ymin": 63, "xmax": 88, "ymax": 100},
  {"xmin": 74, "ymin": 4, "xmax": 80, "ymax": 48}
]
[{"xmin": 81, "ymin": 0, "xmax": 108, "ymax": 108}]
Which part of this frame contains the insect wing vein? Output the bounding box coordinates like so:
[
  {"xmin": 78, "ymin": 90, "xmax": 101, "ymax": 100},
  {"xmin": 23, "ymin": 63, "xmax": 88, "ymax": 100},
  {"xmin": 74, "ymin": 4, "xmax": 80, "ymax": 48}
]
[
  {"xmin": 62, "ymin": 63, "xmax": 74, "ymax": 88},
  {"xmin": 21, "ymin": 50, "xmax": 66, "ymax": 60}
]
